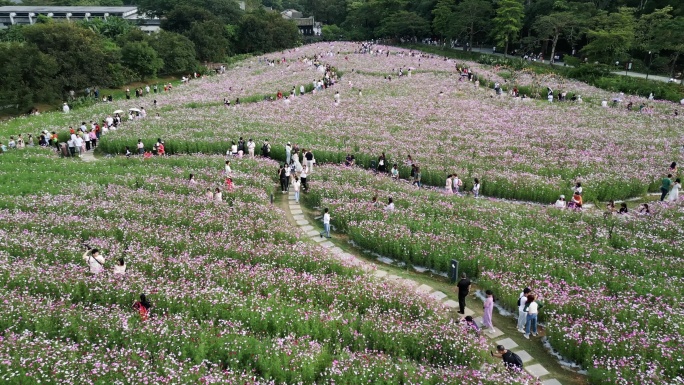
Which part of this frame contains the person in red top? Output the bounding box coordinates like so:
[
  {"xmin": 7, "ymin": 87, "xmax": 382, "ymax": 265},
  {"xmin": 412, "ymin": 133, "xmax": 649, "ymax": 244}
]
[
  {"xmin": 225, "ymin": 177, "xmax": 234, "ymax": 192},
  {"xmin": 133, "ymin": 294, "xmax": 151, "ymax": 321},
  {"xmin": 277, "ymin": 90, "xmax": 283, "ymax": 100},
  {"xmin": 69, "ymin": 126, "xmax": 75, "ymax": 135},
  {"xmin": 157, "ymin": 141, "xmax": 165, "ymax": 156}
]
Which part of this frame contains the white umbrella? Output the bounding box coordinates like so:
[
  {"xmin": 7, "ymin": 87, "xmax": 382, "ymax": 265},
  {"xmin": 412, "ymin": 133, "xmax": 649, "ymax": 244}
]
[
  {"xmin": 128, "ymin": 108, "xmax": 141, "ymax": 112},
  {"xmin": 113, "ymin": 110, "xmax": 124, "ymax": 114}
]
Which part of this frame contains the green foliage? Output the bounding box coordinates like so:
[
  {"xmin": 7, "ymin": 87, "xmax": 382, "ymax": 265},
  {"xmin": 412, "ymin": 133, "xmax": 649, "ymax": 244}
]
[
  {"xmin": 236, "ymin": 10, "xmax": 301, "ymax": 55},
  {"xmin": 186, "ymin": 20, "xmax": 233, "ymax": 62},
  {"xmin": 582, "ymin": 7, "xmax": 637, "ymax": 63},
  {"xmin": 376, "ymin": 11, "xmax": 430, "ymax": 39},
  {"xmin": 160, "ymin": 5, "xmax": 217, "ymax": 34},
  {"xmin": 321, "ymin": 24, "xmax": 346, "ymax": 41},
  {"xmin": 79, "ymin": 17, "xmax": 133, "ymax": 39},
  {"xmin": 148, "ymin": 31, "xmax": 199, "ymax": 75},
  {"xmin": 491, "ymin": 0, "xmax": 524, "ymax": 55},
  {"xmin": 121, "ymin": 41, "xmax": 164, "ymax": 81},
  {"xmin": 21, "ymin": 22, "xmax": 122, "ymax": 95},
  {"xmin": 0, "ymin": 42, "xmax": 60, "ymax": 111}
]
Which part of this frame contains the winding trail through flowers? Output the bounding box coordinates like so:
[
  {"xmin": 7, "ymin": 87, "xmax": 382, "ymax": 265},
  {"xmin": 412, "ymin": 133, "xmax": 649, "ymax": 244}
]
[{"xmin": 283, "ymin": 188, "xmax": 576, "ymax": 385}]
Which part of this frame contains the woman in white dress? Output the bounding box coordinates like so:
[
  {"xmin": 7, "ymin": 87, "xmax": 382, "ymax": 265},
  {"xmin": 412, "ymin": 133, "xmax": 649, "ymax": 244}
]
[{"xmin": 669, "ymin": 178, "xmax": 681, "ymax": 202}]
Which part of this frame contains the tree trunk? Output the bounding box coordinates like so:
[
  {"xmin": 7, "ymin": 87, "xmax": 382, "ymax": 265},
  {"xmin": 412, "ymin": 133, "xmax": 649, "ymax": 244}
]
[
  {"xmin": 550, "ymin": 34, "xmax": 559, "ymax": 65},
  {"xmin": 504, "ymin": 38, "xmax": 509, "ymax": 57},
  {"xmin": 671, "ymin": 52, "xmax": 680, "ymax": 79},
  {"xmin": 468, "ymin": 22, "xmax": 474, "ymax": 52}
]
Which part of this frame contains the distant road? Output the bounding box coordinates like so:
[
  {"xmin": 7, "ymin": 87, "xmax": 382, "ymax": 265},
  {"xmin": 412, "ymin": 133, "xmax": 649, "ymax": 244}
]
[{"xmin": 439, "ymin": 45, "xmax": 675, "ymax": 84}]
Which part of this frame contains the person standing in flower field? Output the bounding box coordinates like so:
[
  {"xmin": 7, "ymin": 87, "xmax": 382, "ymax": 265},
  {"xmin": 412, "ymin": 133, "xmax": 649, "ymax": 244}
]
[
  {"xmin": 472, "ymin": 178, "xmax": 481, "ymax": 198},
  {"xmin": 261, "ymin": 140, "xmax": 271, "ymax": 158},
  {"xmin": 247, "ymin": 138, "xmax": 255, "ymax": 158},
  {"xmin": 453, "ymin": 174, "xmax": 462, "ymax": 194},
  {"xmin": 660, "ymin": 174, "xmax": 673, "ymax": 201},
  {"xmin": 517, "ymin": 287, "xmax": 531, "ymax": 333},
  {"xmin": 304, "ymin": 149, "xmax": 314, "ymax": 173},
  {"xmin": 669, "ymin": 178, "xmax": 681, "ymax": 202},
  {"xmin": 320, "ymin": 208, "xmax": 331, "ymax": 238},
  {"xmin": 132, "ymin": 294, "xmax": 151, "ymax": 321},
  {"xmin": 214, "ymin": 188, "xmax": 222, "ymax": 202},
  {"xmin": 482, "ymin": 290, "xmax": 495, "ymax": 333},
  {"xmin": 524, "ymin": 294, "xmax": 541, "ymax": 339},
  {"xmin": 83, "ymin": 247, "xmax": 105, "ymax": 274},
  {"xmin": 456, "ymin": 273, "xmax": 471, "ymax": 315},
  {"xmin": 300, "ymin": 165, "xmax": 308, "ymax": 192}
]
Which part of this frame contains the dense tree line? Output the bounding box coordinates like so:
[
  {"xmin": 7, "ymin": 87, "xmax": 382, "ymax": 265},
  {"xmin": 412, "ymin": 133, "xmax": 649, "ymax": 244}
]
[{"xmin": 0, "ymin": 0, "xmax": 301, "ymax": 111}]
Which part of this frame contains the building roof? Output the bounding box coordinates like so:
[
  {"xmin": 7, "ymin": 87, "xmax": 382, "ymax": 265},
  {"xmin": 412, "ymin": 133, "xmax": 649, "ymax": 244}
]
[{"xmin": 0, "ymin": 6, "xmax": 138, "ymax": 13}]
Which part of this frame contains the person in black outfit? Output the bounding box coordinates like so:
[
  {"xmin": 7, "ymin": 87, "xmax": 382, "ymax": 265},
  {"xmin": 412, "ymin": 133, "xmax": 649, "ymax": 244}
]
[
  {"xmin": 237, "ymin": 137, "xmax": 245, "ymax": 155},
  {"xmin": 456, "ymin": 273, "xmax": 471, "ymax": 314},
  {"xmin": 378, "ymin": 152, "xmax": 387, "ymax": 173},
  {"xmin": 492, "ymin": 345, "xmax": 523, "ymax": 371},
  {"xmin": 278, "ymin": 164, "xmax": 288, "ymax": 193}
]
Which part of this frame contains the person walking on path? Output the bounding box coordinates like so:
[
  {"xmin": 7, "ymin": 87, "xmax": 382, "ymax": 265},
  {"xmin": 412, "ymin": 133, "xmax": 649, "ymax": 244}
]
[
  {"xmin": 661, "ymin": 174, "xmax": 673, "ymax": 201},
  {"xmin": 517, "ymin": 287, "xmax": 531, "ymax": 332},
  {"xmin": 456, "ymin": 273, "xmax": 471, "ymax": 315},
  {"xmin": 482, "ymin": 290, "xmax": 495, "ymax": 333},
  {"xmin": 524, "ymin": 294, "xmax": 540, "ymax": 339},
  {"xmin": 320, "ymin": 208, "xmax": 331, "ymax": 238},
  {"xmin": 292, "ymin": 176, "xmax": 301, "ymax": 203},
  {"xmin": 491, "ymin": 345, "xmax": 524, "ymax": 372}
]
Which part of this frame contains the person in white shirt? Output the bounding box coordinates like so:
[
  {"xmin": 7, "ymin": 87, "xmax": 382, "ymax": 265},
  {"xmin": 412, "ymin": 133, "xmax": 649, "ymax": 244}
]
[
  {"xmin": 300, "ymin": 165, "xmax": 308, "ymax": 192},
  {"xmin": 554, "ymin": 195, "xmax": 566, "ymax": 208},
  {"xmin": 299, "ymin": 85, "xmax": 305, "ymax": 95},
  {"xmin": 523, "ymin": 295, "xmax": 540, "ymax": 339},
  {"xmin": 453, "ymin": 174, "xmax": 462, "ymax": 193},
  {"xmin": 285, "ymin": 142, "xmax": 292, "ymax": 164},
  {"xmin": 225, "ymin": 160, "xmax": 232, "ymax": 175},
  {"xmin": 320, "ymin": 208, "xmax": 331, "ymax": 238},
  {"xmin": 385, "ymin": 197, "xmax": 395, "ymax": 211},
  {"xmin": 247, "ymin": 139, "xmax": 255, "ymax": 158},
  {"xmin": 114, "ymin": 258, "xmax": 126, "ymax": 275},
  {"xmin": 73, "ymin": 135, "xmax": 83, "ymax": 157},
  {"xmin": 137, "ymin": 139, "xmax": 144, "ymax": 155},
  {"xmin": 83, "ymin": 248, "xmax": 105, "ymax": 274},
  {"xmin": 472, "ymin": 178, "xmax": 481, "ymax": 198},
  {"xmin": 62, "ymin": 103, "xmax": 70, "ymax": 113},
  {"xmin": 205, "ymin": 188, "xmax": 213, "ymax": 201},
  {"xmin": 517, "ymin": 288, "xmax": 531, "ymax": 332},
  {"xmin": 230, "ymin": 142, "xmax": 238, "ymax": 156},
  {"xmin": 214, "ymin": 188, "xmax": 222, "ymax": 202},
  {"xmin": 292, "ymin": 176, "xmax": 301, "ymax": 203}
]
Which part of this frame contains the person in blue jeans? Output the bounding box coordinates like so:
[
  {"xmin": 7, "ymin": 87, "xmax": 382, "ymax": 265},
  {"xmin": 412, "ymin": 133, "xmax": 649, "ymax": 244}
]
[
  {"xmin": 320, "ymin": 208, "xmax": 331, "ymax": 238},
  {"xmin": 524, "ymin": 294, "xmax": 539, "ymax": 339}
]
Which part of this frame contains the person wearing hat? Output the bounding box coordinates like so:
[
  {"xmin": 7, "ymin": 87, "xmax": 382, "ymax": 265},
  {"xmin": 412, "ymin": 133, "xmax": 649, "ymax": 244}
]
[
  {"xmin": 554, "ymin": 195, "xmax": 566, "ymax": 208},
  {"xmin": 517, "ymin": 287, "xmax": 532, "ymax": 332},
  {"xmin": 491, "ymin": 345, "xmax": 523, "ymax": 371}
]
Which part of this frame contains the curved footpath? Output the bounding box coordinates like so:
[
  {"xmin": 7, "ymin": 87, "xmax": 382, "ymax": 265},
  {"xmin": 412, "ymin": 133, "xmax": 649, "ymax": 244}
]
[{"xmin": 285, "ymin": 190, "xmax": 567, "ymax": 385}]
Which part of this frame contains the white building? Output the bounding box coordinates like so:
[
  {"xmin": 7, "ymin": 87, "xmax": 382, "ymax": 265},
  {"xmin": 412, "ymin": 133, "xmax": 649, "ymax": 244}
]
[{"xmin": 0, "ymin": 6, "xmax": 160, "ymax": 32}]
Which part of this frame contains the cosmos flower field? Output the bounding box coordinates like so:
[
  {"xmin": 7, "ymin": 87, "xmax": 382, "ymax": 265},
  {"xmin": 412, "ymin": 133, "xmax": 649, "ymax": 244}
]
[{"xmin": 1, "ymin": 42, "xmax": 683, "ymax": 384}]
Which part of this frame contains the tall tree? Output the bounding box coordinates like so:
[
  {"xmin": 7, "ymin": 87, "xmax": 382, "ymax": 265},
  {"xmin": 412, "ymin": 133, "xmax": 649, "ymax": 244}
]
[
  {"xmin": 533, "ymin": 12, "xmax": 580, "ymax": 64},
  {"xmin": 582, "ymin": 7, "xmax": 636, "ymax": 64},
  {"xmin": 452, "ymin": 0, "xmax": 492, "ymax": 51},
  {"xmin": 491, "ymin": 0, "xmax": 525, "ymax": 56},
  {"xmin": 148, "ymin": 31, "xmax": 198, "ymax": 75},
  {"xmin": 21, "ymin": 22, "xmax": 121, "ymax": 95},
  {"xmin": 655, "ymin": 16, "xmax": 684, "ymax": 78},
  {"xmin": 376, "ymin": 11, "xmax": 430, "ymax": 39},
  {"xmin": 121, "ymin": 41, "xmax": 164, "ymax": 81},
  {"xmin": 432, "ymin": 0, "xmax": 456, "ymax": 40}
]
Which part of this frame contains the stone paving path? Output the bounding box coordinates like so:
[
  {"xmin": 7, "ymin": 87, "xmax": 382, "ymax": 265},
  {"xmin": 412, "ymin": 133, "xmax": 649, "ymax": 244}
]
[{"xmin": 286, "ymin": 189, "xmax": 564, "ymax": 383}]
